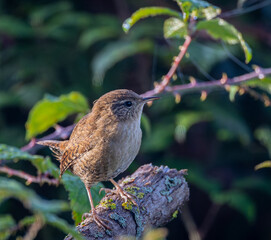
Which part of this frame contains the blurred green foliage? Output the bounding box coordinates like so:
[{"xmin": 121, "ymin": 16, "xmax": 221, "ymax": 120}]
[{"xmin": 1, "ymin": 0, "xmax": 271, "ymax": 239}]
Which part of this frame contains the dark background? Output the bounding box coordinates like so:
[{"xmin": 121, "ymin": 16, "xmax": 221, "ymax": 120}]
[{"xmin": 1, "ymin": 0, "xmax": 271, "ymax": 239}]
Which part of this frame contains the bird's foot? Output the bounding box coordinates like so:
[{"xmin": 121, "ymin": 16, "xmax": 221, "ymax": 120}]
[
  {"xmin": 82, "ymin": 210, "xmax": 111, "ymax": 230},
  {"xmin": 100, "ymin": 187, "xmax": 137, "ymax": 206}
]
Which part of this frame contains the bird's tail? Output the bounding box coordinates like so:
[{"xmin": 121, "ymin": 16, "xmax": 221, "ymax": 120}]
[{"xmin": 37, "ymin": 140, "xmax": 68, "ymax": 161}]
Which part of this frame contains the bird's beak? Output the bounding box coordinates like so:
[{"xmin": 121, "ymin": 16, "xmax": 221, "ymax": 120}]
[{"xmin": 142, "ymin": 96, "xmax": 160, "ymax": 103}]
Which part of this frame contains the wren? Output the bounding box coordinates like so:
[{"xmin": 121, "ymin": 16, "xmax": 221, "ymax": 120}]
[{"xmin": 37, "ymin": 89, "xmax": 158, "ymax": 229}]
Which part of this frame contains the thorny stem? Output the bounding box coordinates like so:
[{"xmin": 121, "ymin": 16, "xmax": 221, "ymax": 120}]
[
  {"xmin": 0, "ymin": 166, "xmax": 59, "ymax": 186},
  {"xmin": 156, "ymin": 35, "xmax": 192, "ymax": 93},
  {"xmin": 165, "ymin": 67, "xmax": 271, "ymax": 95},
  {"xmin": 141, "ymin": 35, "xmax": 192, "ymax": 97}
]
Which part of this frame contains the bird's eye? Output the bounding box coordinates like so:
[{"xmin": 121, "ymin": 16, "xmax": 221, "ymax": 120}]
[{"xmin": 124, "ymin": 101, "xmax": 132, "ymax": 107}]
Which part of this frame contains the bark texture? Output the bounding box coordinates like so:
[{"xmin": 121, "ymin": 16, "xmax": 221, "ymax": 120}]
[{"xmin": 65, "ymin": 164, "xmax": 189, "ymax": 240}]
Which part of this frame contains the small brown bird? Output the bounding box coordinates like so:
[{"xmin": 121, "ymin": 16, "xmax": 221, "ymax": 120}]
[{"xmin": 37, "ymin": 89, "xmax": 158, "ymax": 229}]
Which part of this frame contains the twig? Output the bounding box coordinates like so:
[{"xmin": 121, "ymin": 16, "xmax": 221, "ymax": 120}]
[
  {"xmin": 142, "ymin": 35, "xmax": 192, "ymax": 97},
  {"xmin": 163, "ymin": 67, "xmax": 271, "ymax": 95},
  {"xmin": 0, "ymin": 166, "xmax": 59, "ymax": 186},
  {"xmin": 220, "ymin": 0, "xmax": 271, "ymax": 18},
  {"xmin": 23, "ymin": 215, "xmax": 44, "ymax": 240},
  {"xmin": 199, "ymin": 203, "xmax": 221, "ymax": 240},
  {"xmin": 181, "ymin": 205, "xmax": 201, "ymax": 240},
  {"xmin": 21, "ymin": 124, "xmax": 75, "ymax": 154}
]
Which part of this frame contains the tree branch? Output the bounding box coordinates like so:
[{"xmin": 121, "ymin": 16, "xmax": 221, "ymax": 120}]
[
  {"xmin": 20, "ymin": 67, "xmax": 271, "ymax": 155},
  {"xmin": 65, "ymin": 164, "xmax": 189, "ymax": 240},
  {"xmin": 165, "ymin": 67, "xmax": 270, "ymax": 95},
  {"xmin": 0, "ymin": 166, "xmax": 59, "ymax": 186}
]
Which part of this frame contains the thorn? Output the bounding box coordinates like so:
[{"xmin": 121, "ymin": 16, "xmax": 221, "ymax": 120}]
[
  {"xmin": 252, "ymin": 65, "xmax": 265, "ymax": 79},
  {"xmin": 263, "ymin": 95, "xmax": 271, "ymax": 106},
  {"xmin": 189, "ymin": 76, "xmax": 196, "ymax": 86},
  {"xmin": 179, "ymin": 46, "xmax": 184, "ymax": 51},
  {"xmin": 153, "ymin": 81, "xmax": 159, "ymax": 87},
  {"xmin": 225, "ymin": 84, "xmax": 231, "ymax": 91},
  {"xmin": 220, "ymin": 73, "xmax": 228, "ymax": 84},
  {"xmin": 239, "ymin": 88, "xmax": 245, "ymax": 95},
  {"xmin": 264, "ymin": 101, "xmax": 271, "ymax": 107},
  {"xmin": 200, "ymin": 91, "xmax": 207, "ymax": 101},
  {"xmin": 175, "ymin": 93, "xmax": 181, "ymax": 104}
]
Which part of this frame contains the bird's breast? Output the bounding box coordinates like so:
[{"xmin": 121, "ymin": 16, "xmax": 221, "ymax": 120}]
[{"xmin": 108, "ymin": 119, "xmax": 142, "ymax": 178}]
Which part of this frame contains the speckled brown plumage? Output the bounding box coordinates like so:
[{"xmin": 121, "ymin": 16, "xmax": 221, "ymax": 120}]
[{"xmin": 37, "ymin": 89, "xmax": 158, "ymax": 229}]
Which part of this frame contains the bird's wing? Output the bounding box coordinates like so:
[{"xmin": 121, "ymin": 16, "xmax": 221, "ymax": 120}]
[
  {"xmin": 60, "ymin": 140, "xmax": 91, "ymax": 177},
  {"xmin": 59, "ymin": 113, "xmax": 95, "ymax": 177}
]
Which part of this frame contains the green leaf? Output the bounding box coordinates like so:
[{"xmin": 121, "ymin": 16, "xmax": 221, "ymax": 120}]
[
  {"xmin": 188, "ymin": 41, "xmax": 228, "ymax": 72},
  {"xmin": 30, "ymin": 2, "xmax": 72, "ymax": 26},
  {"xmin": 62, "ymin": 174, "xmax": 104, "ymax": 225},
  {"xmin": 92, "ymin": 40, "xmax": 153, "ymax": 85},
  {"xmin": 229, "ymin": 85, "xmax": 239, "ymax": 102},
  {"xmin": 245, "ymin": 77, "xmax": 271, "ymax": 94},
  {"xmin": 44, "ymin": 213, "xmax": 84, "ymax": 240},
  {"xmin": 254, "ymin": 127, "xmax": 271, "ymax": 157},
  {"xmin": 0, "ymin": 215, "xmax": 16, "ymax": 240},
  {"xmin": 25, "ymin": 92, "xmax": 89, "ymax": 140},
  {"xmin": 0, "ymin": 144, "xmax": 59, "ymax": 178},
  {"xmin": 78, "ymin": 28, "xmax": 119, "ymax": 49},
  {"xmin": 0, "ymin": 177, "xmax": 69, "ymax": 214},
  {"xmin": 233, "ymin": 177, "xmax": 271, "ymax": 196},
  {"xmin": 175, "ymin": 0, "xmax": 221, "ymax": 21},
  {"xmin": 142, "ymin": 123, "xmax": 175, "ymax": 152},
  {"xmin": 175, "ymin": 111, "xmax": 211, "ymax": 142},
  {"xmin": 255, "ymin": 161, "xmax": 271, "ymax": 170},
  {"xmin": 163, "ymin": 17, "xmax": 187, "ymax": 39},
  {"xmin": 196, "ymin": 18, "xmax": 252, "ymax": 63},
  {"xmin": 141, "ymin": 113, "xmax": 151, "ymax": 137},
  {"xmin": 202, "ymin": 102, "xmax": 251, "ymax": 145},
  {"xmin": 0, "ymin": 16, "xmax": 33, "ymax": 37},
  {"xmin": 211, "ymin": 190, "xmax": 256, "ymax": 222},
  {"xmin": 123, "ymin": 7, "xmax": 181, "ymax": 33},
  {"xmin": 18, "ymin": 216, "xmax": 36, "ymax": 228}
]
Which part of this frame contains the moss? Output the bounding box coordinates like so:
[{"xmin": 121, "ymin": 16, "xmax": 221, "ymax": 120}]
[
  {"xmin": 93, "ymin": 232, "xmax": 103, "ymax": 238},
  {"xmin": 110, "ymin": 213, "xmax": 127, "ymax": 228},
  {"xmin": 137, "ymin": 192, "xmax": 144, "ymax": 199},
  {"xmin": 124, "ymin": 186, "xmax": 139, "ymax": 196},
  {"xmin": 131, "ymin": 207, "xmax": 143, "ymax": 238},
  {"xmin": 164, "ymin": 176, "xmax": 182, "ymax": 188},
  {"xmin": 142, "ymin": 186, "xmax": 153, "ymax": 193},
  {"xmin": 122, "ymin": 201, "xmax": 133, "ymax": 210},
  {"xmin": 172, "ymin": 210, "xmax": 178, "ymax": 218},
  {"xmin": 160, "ymin": 176, "xmax": 182, "ymax": 203},
  {"xmin": 105, "ymin": 230, "xmax": 112, "ymax": 236},
  {"xmin": 100, "ymin": 198, "xmax": 116, "ymax": 210}
]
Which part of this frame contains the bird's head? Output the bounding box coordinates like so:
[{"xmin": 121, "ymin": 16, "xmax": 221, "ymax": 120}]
[{"xmin": 92, "ymin": 89, "xmax": 159, "ymax": 121}]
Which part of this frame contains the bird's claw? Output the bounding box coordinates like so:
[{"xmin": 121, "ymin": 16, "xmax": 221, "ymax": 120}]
[
  {"xmin": 82, "ymin": 211, "xmax": 111, "ymax": 230},
  {"xmin": 100, "ymin": 186, "xmax": 138, "ymax": 206},
  {"xmin": 99, "ymin": 187, "xmax": 114, "ymax": 195}
]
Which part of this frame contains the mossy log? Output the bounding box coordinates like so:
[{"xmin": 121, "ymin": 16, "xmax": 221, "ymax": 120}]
[{"xmin": 65, "ymin": 164, "xmax": 189, "ymax": 240}]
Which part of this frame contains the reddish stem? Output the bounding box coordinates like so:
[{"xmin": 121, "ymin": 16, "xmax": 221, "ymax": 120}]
[{"xmin": 0, "ymin": 166, "xmax": 59, "ymax": 186}]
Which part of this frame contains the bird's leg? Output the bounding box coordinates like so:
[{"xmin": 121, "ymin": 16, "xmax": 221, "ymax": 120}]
[
  {"xmin": 82, "ymin": 185, "xmax": 111, "ymax": 230},
  {"xmin": 100, "ymin": 179, "xmax": 137, "ymax": 206}
]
